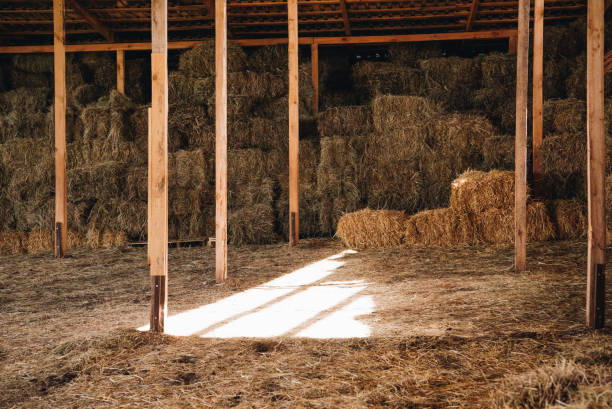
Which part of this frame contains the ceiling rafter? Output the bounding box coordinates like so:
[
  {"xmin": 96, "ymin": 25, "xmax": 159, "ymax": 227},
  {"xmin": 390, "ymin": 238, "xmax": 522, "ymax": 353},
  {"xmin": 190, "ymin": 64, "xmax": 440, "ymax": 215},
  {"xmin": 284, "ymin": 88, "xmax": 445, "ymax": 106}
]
[
  {"xmin": 66, "ymin": 0, "xmax": 114, "ymax": 41},
  {"xmin": 339, "ymin": 0, "xmax": 351, "ymax": 35},
  {"xmin": 466, "ymin": 0, "xmax": 479, "ymax": 31}
]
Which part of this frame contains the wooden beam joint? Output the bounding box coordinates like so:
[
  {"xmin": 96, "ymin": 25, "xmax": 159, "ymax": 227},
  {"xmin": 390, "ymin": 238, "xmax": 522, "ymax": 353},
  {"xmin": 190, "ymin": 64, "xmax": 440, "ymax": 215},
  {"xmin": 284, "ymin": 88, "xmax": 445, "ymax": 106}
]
[{"xmin": 66, "ymin": 0, "xmax": 114, "ymax": 42}]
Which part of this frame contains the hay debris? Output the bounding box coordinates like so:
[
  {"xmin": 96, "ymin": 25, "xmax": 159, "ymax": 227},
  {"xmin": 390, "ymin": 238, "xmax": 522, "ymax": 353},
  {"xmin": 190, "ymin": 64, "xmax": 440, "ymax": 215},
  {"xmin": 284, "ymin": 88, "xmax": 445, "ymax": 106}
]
[{"xmin": 336, "ymin": 208, "xmax": 407, "ymax": 249}]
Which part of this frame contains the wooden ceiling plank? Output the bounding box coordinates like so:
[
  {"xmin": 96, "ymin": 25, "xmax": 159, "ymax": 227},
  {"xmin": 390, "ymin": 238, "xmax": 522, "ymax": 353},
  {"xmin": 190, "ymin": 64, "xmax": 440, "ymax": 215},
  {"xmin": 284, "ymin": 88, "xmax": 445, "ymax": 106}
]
[
  {"xmin": 339, "ymin": 0, "xmax": 351, "ymax": 35},
  {"xmin": 66, "ymin": 0, "xmax": 114, "ymax": 41}
]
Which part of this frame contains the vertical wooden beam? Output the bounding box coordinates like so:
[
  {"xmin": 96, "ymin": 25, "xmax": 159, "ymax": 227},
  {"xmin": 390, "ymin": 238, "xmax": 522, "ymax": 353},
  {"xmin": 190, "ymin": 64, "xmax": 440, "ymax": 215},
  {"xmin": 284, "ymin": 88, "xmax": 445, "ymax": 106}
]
[
  {"xmin": 311, "ymin": 43, "xmax": 319, "ymax": 114},
  {"xmin": 288, "ymin": 0, "xmax": 299, "ymax": 245},
  {"xmin": 149, "ymin": 0, "xmax": 168, "ymax": 333},
  {"xmin": 147, "ymin": 107, "xmax": 152, "ymax": 267},
  {"xmin": 515, "ymin": 0, "xmax": 529, "ymax": 273},
  {"xmin": 508, "ymin": 32, "xmax": 518, "ymax": 55},
  {"xmin": 116, "ymin": 50, "xmax": 125, "ymax": 94},
  {"xmin": 53, "ymin": 0, "xmax": 67, "ymax": 258},
  {"xmin": 339, "ymin": 0, "xmax": 351, "ymax": 36},
  {"xmin": 215, "ymin": 0, "xmax": 228, "ymax": 283},
  {"xmin": 532, "ymin": 0, "xmax": 544, "ymax": 198},
  {"xmin": 586, "ymin": 0, "xmax": 606, "ymax": 329}
]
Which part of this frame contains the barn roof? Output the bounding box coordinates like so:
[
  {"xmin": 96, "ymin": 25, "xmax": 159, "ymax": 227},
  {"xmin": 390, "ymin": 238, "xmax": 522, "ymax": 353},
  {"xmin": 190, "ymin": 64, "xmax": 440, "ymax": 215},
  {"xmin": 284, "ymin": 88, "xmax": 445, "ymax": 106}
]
[{"xmin": 0, "ymin": 0, "xmax": 587, "ymax": 48}]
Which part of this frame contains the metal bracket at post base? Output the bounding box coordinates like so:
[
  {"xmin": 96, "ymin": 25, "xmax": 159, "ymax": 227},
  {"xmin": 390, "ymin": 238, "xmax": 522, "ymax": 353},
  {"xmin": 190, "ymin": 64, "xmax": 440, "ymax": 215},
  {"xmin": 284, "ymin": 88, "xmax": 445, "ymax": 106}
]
[
  {"xmin": 55, "ymin": 222, "xmax": 63, "ymax": 258},
  {"xmin": 290, "ymin": 212, "xmax": 296, "ymax": 246}
]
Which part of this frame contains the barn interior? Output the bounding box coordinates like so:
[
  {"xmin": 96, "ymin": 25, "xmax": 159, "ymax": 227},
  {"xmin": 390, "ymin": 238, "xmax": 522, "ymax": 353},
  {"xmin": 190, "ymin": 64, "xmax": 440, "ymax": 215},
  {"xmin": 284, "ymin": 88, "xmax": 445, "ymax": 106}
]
[{"xmin": 0, "ymin": 1, "xmax": 610, "ymax": 408}]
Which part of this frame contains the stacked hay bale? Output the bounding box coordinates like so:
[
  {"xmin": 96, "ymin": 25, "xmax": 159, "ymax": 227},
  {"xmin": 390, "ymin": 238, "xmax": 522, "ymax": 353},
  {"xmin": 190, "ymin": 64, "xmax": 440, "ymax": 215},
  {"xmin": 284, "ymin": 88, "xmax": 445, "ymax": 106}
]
[
  {"xmin": 473, "ymin": 53, "xmax": 516, "ymax": 133},
  {"xmin": 404, "ymin": 170, "xmax": 555, "ymax": 247},
  {"xmin": 336, "ymin": 208, "xmax": 407, "ymax": 249},
  {"xmin": 541, "ymin": 98, "xmax": 612, "ymax": 200},
  {"xmin": 316, "ymin": 106, "xmax": 373, "ymax": 234}
]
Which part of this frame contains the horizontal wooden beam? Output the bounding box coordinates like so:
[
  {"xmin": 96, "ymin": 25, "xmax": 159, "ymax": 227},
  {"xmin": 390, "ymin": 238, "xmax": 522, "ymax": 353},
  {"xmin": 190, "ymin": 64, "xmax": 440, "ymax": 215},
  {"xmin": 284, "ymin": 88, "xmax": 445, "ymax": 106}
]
[{"xmin": 0, "ymin": 29, "xmax": 518, "ymax": 53}]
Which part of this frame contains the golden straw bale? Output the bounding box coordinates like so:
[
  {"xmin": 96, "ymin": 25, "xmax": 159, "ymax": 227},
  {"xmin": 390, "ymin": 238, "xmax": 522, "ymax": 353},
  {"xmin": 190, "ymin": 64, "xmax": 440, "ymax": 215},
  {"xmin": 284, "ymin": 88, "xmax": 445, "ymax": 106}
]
[
  {"xmin": 0, "ymin": 231, "xmax": 26, "ymax": 255},
  {"xmin": 475, "ymin": 202, "xmax": 555, "ymax": 244},
  {"xmin": 547, "ymin": 199, "xmax": 586, "ymax": 240},
  {"xmin": 24, "ymin": 228, "xmax": 85, "ymax": 253},
  {"xmin": 371, "ymin": 95, "xmax": 441, "ymax": 133},
  {"xmin": 336, "ymin": 209, "xmax": 407, "ymax": 249},
  {"xmin": 449, "ymin": 170, "xmax": 518, "ymax": 214},
  {"xmin": 404, "ymin": 208, "xmax": 464, "ymax": 247},
  {"xmin": 86, "ymin": 229, "xmax": 128, "ymax": 249},
  {"xmin": 228, "ymin": 204, "xmax": 277, "ymax": 246}
]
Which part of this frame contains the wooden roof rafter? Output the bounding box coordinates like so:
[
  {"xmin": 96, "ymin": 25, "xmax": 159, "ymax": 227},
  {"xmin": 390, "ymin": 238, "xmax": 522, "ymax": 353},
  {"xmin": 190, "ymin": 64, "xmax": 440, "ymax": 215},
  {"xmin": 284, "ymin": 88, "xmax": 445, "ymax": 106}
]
[{"xmin": 66, "ymin": 0, "xmax": 114, "ymax": 42}]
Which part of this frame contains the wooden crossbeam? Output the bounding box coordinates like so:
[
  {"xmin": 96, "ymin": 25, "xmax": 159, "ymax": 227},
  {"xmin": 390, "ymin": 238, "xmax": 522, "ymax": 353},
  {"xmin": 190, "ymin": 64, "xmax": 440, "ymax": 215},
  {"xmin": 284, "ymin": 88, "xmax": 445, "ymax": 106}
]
[
  {"xmin": 466, "ymin": 0, "xmax": 480, "ymax": 31},
  {"xmin": 66, "ymin": 0, "xmax": 114, "ymax": 42},
  {"xmin": 339, "ymin": 0, "xmax": 351, "ymax": 36}
]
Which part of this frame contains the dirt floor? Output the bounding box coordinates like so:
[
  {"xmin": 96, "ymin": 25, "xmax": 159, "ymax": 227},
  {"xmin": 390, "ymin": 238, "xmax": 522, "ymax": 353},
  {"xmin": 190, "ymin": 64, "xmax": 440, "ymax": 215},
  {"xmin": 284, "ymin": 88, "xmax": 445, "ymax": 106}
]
[{"xmin": 0, "ymin": 239, "xmax": 610, "ymax": 408}]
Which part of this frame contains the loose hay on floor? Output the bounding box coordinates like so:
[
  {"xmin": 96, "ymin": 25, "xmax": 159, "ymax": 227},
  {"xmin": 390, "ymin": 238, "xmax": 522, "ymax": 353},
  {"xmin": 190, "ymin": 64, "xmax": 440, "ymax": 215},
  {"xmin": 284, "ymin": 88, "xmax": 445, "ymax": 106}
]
[{"xmin": 336, "ymin": 208, "xmax": 407, "ymax": 249}]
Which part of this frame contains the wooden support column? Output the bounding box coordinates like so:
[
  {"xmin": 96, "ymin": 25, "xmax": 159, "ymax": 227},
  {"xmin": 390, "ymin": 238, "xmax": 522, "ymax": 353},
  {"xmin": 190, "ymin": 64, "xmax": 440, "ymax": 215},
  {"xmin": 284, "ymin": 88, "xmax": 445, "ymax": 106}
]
[
  {"xmin": 288, "ymin": 0, "xmax": 299, "ymax": 245},
  {"xmin": 149, "ymin": 0, "xmax": 168, "ymax": 332},
  {"xmin": 509, "ymin": 32, "xmax": 518, "ymax": 55},
  {"xmin": 215, "ymin": 0, "xmax": 228, "ymax": 283},
  {"xmin": 586, "ymin": 0, "xmax": 606, "ymax": 329},
  {"xmin": 515, "ymin": 0, "xmax": 529, "ymax": 272},
  {"xmin": 532, "ymin": 0, "xmax": 544, "ymax": 197},
  {"xmin": 311, "ymin": 43, "xmax": 319, "ymax": 114},
  {"xmin": 53, "ymin": 0, "xmax": 67, "ymax": 258},
  {"xmin": 117, "ymin": 50, "xmax": 125, "ymax": 94}
]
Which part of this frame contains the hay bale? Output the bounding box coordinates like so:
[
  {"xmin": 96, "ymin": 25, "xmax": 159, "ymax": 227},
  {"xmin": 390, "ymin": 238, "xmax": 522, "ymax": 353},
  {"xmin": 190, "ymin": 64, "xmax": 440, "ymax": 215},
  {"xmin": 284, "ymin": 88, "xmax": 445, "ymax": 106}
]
[
  {"xmin": 228, "ymin": 204, "xmax": 277, "ymax": 245},
  {"xmin": 0, "ymin": 231, "xmax": 26, "ymax": 255},
  {"xmin": 68, "ymin": 84, "xmax": 101, "ymax": 109},
  {"xmin": 449, "ymin": 170, "xmax": 517, "ymax": 214},
  {"xmin": 0, "ymin": 87, "xmax": 51, "ymax": 142},
  {"xmin": 543, "ymin": 98, "xmax": 585, "ymax": 134},
  {"xmin": 88, "ymin": 199, "xmax": 147, "ymax": 240},
  {"xmin": 247, "ymin": 45, "xmax": 288, "ymax": 73},
  {"xmin": 336, "ymin": 209, "xmax": 407, "ymax": 249},
  {"xmin": 124, "ymin": 166, "xmax": 147, "ymax": 202},
  {"xmin": 168, "ymin": 72, "xmax": 214, "ymax": 106},
  {"xmin": 9, "ymin": 70, "xmax": 50, "ymax": 89},
  {"xmin": 418, "ymin": 56, "xmax": 481, "ymax": 110},
  {"xmin": 228, "ymin": 117, "xmax": 287, "ymax": 150},
  {"xmin": 352, "ymin": 61, "xmax": 424, "ymax": 101},
  {"xmin": 169, "ymin": 149, "xmax": 210, "ymax": 190},
  {"xmin": 541, "ymin": 133, "xmax": 588, "ymax": 200},
  {"xmin": 12, "ymin": 53, "xmax": 53, "ymax": 73},
  {"xmin": 178, "ymin": 40, "xmax": 247, "ymax": 77},
  {"xmin": 404, "ymin": 208, "xmax": 464, "ymax": 247},
  {"xmin": 275, "ymin": 139, "xmax": 320, "ymax": 239},
  {"xmin": 546, "ymin": 199, "xmax": 586, "ymax": 240},
  {"xmin": 229, "ymin": 148, "xmax": 275, "ymax": 208},
  {"xmin": 474, "ymin": 53, "xmax": 516, "ymax": 133},
  {"xmin": 229, "ymin": 71, "xmax": 286, "ymax": 99},
  {"xmin": 79, "ymin": 52, "xmax": 115, "ymax": 91},
  {"xmin": 317, "ymin": 137, "xmax": 362, "ymax": 234},
  {"xmin": 387, "ymin": 43, "xmax": 443, "ymax": 66},
  {"xmin": 483, "ymin": 135, "xmax": 515, "ymax": 170},
  {"xmin": 317, "ymin": 105, "xmax": 373, "ymax": 138},
  {"xmin": 68, "ymin": 161, "xmax": 126, "ymax": 202},
  {"xmin": 371, "ymin": 95, "xmax": 441, "ymax": 133},
  {"xmin": 86, "ymin": 228, "xmax": 128, "ymax": 249},
  {"xmin": 169, "ymin": 104, "xmax": 213, "ymax": 152}
]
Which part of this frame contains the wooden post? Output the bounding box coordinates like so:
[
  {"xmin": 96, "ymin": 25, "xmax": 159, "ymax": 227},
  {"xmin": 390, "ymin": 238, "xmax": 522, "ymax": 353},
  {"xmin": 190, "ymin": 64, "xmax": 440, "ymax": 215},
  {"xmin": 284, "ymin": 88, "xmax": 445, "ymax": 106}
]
[
  {"xmin": 53, "ymin": 0, "xmax": 67, "ymax": 258},
  {"xmin": 215, "ymin": 0, "xmax": 228, "ymax": 283},
  {"xmin": 532, "ymin": 0, "xmax": 544, "ymax": 198},
  {"xmin": 288, "ymin": 0, "xmax": 299, "ymax": 246},
  {"xmin": 149, "ymin": 0, "xmax": 168, "ymax": 332},
  {"xmin": 147, "ymin": 107, "xmax": 152, "ymax": 267},
  {"xmin": 515, "ymin": 0, "xmax": 529, "ymax": 272},
  {"xmin": 117, "ymin": 50, "xmax": 125, "ymax": 94},
  {"xmin": 311, "ymin": 43, "xmax": 319, "ymax": 114},
  {"xmin": 508, "ymin": 32, "xmax": 518, "ymax": 55},
  {"xmin": 586, "ymin": 0, "xmax": 606, "ymax": 329}
]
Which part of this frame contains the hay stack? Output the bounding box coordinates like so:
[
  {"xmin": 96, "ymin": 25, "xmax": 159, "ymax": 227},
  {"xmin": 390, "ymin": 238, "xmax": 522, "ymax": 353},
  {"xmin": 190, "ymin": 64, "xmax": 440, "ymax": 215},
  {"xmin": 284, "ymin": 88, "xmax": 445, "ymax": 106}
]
[
  {"xmin": 0, "ymin": 87, "xmax": 51, "ymax": 142},
  {"xmin": 449, "ymin": 170, "xmax": 517, "ymax": 214},
  {"xmin": 178, "ymin": 40, "xmax": 247, "ymax": 77},
  {"xmin": 169, "ymin": 104, "xmax": 213, "ymax": 152},
  {"xmin": 474, "ymin": 202, "xmax": 555, "ymax": 244},
  {"xmin": 546, "ymin": 199, "xmax": 586, "ymax": 240},
  {"xmin": 483, "ymin": 135, "xmax": 515, "ymax": 170},
  {"xmin": 543, "ymin": 98, "xmax": 585, "ymax": 134},
  {"xmin": 336, "ymin": 209, "xmax": 407, "ymax": 249},
  {"xmin": 419, "ymin": 57, "xmax": 481, "ymax": 110},
  {"xmin": 247, "ymin": 45, "xmax": 288, "ymax": 73},
  {"xmin": 169, "ymin": 72, "xmax": 214, "ymax": 106},
  {"xmin": 228, "ymin": 204, "xmax": 277, "ymax": 245},
  {"xmin": 86, "ymin": 229, "xmax": 128, "ymax": 249},
  {"xmin": 371, "ymin": 95, "xmax": 441, "ymax": 133},
  {"xmin": 317, "ymin": 137, "xmax": 362, "ymax": 234},
  {"xmin": 474, "ymin": 53, "xmax": 516, "ymax": 133},
  {"xmin": 541, "ymin": 133, "xmax": 587, "ymax": 200},
  {"xmin": 352, "ymin": 61, "xmax": 423, "ymax": 101},
  {"xmin": 387, "ymin": 43, "xmax": 443, "ymax": 66},
  {"xmin": 317, "ymin": 105, "xmax": 373, "ymax": 138},
  {"xmin": 23, "ymin": 228, "xmax": 85, "ymax": 253},
  {"xmin": 404, "ymin": 208, "xmax": 464, "ymax": 247}
]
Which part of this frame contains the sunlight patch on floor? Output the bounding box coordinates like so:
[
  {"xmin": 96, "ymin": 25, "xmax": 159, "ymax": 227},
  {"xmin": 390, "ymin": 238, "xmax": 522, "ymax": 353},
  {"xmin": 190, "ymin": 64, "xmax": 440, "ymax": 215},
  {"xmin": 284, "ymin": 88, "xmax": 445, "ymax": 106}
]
[{"xmin": 138, "ymin": 249, "xmax": 374, "ymax": 338}]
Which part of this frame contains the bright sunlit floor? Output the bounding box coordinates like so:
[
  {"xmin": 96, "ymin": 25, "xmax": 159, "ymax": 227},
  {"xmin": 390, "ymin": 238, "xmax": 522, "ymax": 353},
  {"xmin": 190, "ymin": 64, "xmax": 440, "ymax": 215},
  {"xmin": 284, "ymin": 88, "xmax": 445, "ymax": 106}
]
[{"xmin": 138, "ymin": 250, "xmax": 375, "ymax": 338}]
